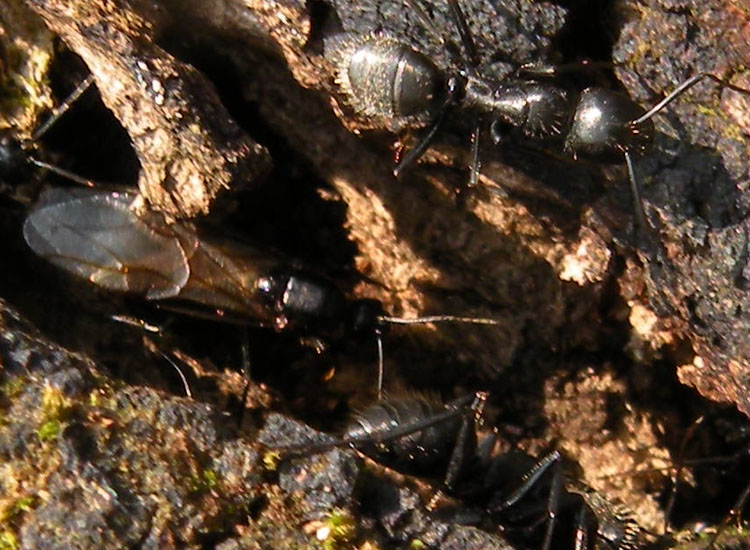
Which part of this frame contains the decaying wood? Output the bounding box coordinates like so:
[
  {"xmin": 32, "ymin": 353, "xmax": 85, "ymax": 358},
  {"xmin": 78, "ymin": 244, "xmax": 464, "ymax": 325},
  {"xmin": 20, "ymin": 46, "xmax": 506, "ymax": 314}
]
[
  {"xmin": 26, "ymin": 0, "xmax": 271, "ymax": 218},
  {"xmin": 2, "ymin": 0, "xmax": 750, "ymax": 544}
]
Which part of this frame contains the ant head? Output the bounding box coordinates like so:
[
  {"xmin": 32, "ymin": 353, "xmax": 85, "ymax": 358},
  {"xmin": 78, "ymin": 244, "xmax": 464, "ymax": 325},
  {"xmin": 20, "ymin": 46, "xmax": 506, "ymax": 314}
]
[
  {"xmin": 0, "ymin": 128, "xmax": 32, "ymax": 183},
  {"xmin": 349, "ymin": 299, "xmax": 387, "ymax": 335},
  {"xmin": 565, "ymin": 88, "xmax": 654, "ymax": 162}
]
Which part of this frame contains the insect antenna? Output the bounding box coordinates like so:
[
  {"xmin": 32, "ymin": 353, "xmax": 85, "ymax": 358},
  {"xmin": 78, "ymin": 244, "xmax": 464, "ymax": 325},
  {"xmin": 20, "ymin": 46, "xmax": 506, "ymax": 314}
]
[
  {"xmin": 628, "ymin": 72, "xmax": 750, "ymax": 128},
  {"xmin": 375, "ymin": 329, "xmax": 385, "ymax": 400},
  {"xmin": 378, "ymin": 313, "xmax": 502, "ymax": 326},
  {"xmin": 27, "ymin": 157, "xmax": 99, "ymax": 187},
  {"xmin": 373, "ymin": 312, "xmax": 500, "ymax": 399}
]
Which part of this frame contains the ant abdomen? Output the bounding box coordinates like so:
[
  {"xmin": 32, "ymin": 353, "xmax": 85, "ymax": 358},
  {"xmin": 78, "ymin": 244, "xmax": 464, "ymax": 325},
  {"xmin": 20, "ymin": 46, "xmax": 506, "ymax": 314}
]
[
  {"xmin": 330, "ymin": 33, "xmax": 447, "ymax": 131},
  {"xmin": 345, "ymin": 394, "xmax": 467, "ymax": 473}
]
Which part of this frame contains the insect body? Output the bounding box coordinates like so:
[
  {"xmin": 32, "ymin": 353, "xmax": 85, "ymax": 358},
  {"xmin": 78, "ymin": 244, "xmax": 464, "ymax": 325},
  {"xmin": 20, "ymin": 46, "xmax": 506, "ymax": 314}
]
[
  {"xmin": 24, "ymin": 187, "xmax": 500, "ymax": 394},
  {"xmin": 330, "ymin": 0, "xmax": 750, "ymax": 226},
  {"xmin": 277, "ymin": 392, "xmax": 643, "ymax": 550},
  {"xmin": 24, "ymin": 187, "xmax": 384, "ymax": 333}
]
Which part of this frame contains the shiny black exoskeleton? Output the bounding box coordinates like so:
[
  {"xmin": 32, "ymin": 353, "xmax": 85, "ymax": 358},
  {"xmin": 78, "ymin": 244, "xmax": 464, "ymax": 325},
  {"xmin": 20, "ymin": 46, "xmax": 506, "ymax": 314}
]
[
  {"xmin": 23, "ymin": 187, "xmax": 499, "ymax": 393},
  {"xmin": 278, "ymin": 391, "xmax": 643, "ymax": 550},
  {"xmin": 330, "ymin": 0, "xmax": 750, "ymax": 224},
  {"xmin": 22, "ymin": 187, "xmax": 389, "ymax": 336}
]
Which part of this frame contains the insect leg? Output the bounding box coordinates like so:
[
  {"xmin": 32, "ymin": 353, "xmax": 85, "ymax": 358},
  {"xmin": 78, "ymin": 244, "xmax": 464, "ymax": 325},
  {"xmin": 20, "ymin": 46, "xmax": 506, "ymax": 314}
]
[
  {"xmin": 445, "ymin": 0, "xmax": 479, "ymax": 67},
  {"xmin": 573, "ymin": 503, "xmax": 591, "ymax": 550},
  {"xmin": 393, "ymin": 109, "xmax": 447, "ymax": 178},
  {"xmin": 705, "ymin": 479, "xmax": 750, "ymax": 550},
  {"xmin": 32, "ymin": 74, "xmax": 96, "ymax": 141},
  {"xmin": 442, "ymin": 390, "xmax": 487, "ymax": 490},
  {"xmin": 465, "ymin": 114, "xmax": 483, "ymax": 195}
]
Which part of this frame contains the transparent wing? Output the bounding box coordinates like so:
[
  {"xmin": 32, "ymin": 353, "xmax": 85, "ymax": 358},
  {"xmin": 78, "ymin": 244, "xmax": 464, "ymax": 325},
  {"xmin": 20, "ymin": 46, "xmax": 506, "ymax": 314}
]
[
  {"xmin": 24, "ymin": 188, "xmax": 190, "ymax": 299},
  {"xmin": 171, "ymin": 223, "xmax": 280, "ymax": 319},
  {"xmin": 24, "ymin": 187, "xmax": 284, "ymax": 322}
]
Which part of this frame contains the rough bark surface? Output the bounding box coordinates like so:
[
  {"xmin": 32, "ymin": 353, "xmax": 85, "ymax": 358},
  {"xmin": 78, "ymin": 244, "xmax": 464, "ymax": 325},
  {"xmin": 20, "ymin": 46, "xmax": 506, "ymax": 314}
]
[
  {"xmin": 1, "ymin": 0, "xmax": 750, "ymax": 548},
  {"xmin": 25, "ymin": 0, "xmax": 271, "ymax": 218}
]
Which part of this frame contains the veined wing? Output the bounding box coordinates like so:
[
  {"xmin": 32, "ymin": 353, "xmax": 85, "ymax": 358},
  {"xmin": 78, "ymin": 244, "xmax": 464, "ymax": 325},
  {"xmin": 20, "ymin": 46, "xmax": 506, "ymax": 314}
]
[
  {"xmin": 23, "ymin": 188, "xmax": 190, "ymax": 299},
  {"xmin": 170, "ymin": 223, "xmax": 282, "ymax": 320}
]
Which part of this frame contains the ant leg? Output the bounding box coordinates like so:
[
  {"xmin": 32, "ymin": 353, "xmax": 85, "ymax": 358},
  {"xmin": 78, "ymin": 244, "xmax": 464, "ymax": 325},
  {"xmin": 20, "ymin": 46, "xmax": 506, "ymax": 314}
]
[
  {"xmin": 403, "ymin": 0, "xmax": 470, "ymax": 68},
  {"xmin": 631, "ymin": 72, "xmax": 750, "ymax": 126},
  {"xmin": 489, "ymin": 451, "xmax": 563, "ymax": 550},
  {"xmin": 663, "ymin": 416, "xmax": 705, "ymax": 533},
  {"xmin": 393, "ymin": 111, "xmax": 446, "ymax": 178},
  {"xmin": 465, "ymin": 115, "xmax": 483, "ymax": 193},
  {"xmin": 705, "ymin": 480, "xmax": 750, "ymax": 550},
  {"xmin": 238, "ymin": 327, "xmax": 252, "ymax": 427},
  {"xmin": 426, "ymin": 391, "xmax": 488, "ymax": 510},
  {"xmin": 32, "ymin": 74, "xmax": 95, "ymax": 141},
  {"xmin": 490, "ymin": 450, "xmax": 563, "ymax": 511},
  {"xmin": 27, "ymin": 157, "xmax": 100, "ymax": 187},
  {"xmin": 276, "ymin": 391, "xmax": 487, "ymax": 456},
  {"xmin": 623, "ymin": 150, "xmax": 653, "ymax": 239},
  {"xmin": 573, "ymin": 503, "xmax": 591, "ymax": 550},
  {"xmin": 375, "ymin": 330, "xmax": 384, "ymax": 400},
  {"xmin": 445, "ymin": 0, "xmax": 479, "ymax": 67},
  {"xmin": 515, "ymin": 60, "xmax": 614, "ymax": 79},
  {"xmin": 443, "ymin": 390, "xmax": 487, "ymax": 491},
  {"xmin": 540, "ymin": 459, "xmax": 563, "ymax": 550}
]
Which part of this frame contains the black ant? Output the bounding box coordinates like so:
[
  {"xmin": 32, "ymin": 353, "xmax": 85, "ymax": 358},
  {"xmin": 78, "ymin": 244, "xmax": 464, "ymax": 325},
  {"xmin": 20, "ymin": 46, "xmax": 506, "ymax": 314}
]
[
  {"xmin": 23, "ymin": 187, "xmax": 501, "ymax": 397},
  {"xmin": 0, "ymin": 74, "xmax": 96, "ymax": 197},
  {"xmin": 275, "ymin": 391, "xmax": 643, "ymax": 550},
  {"xmin": 328, "ymin": 0, "xmax": 750, "ymax": 231}
]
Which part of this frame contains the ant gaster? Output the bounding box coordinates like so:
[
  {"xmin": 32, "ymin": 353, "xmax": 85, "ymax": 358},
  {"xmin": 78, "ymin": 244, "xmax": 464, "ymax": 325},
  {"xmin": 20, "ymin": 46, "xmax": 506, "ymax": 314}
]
[
  {"xmin": 276, "ymin": 391, "xmax": 643, "ymax": 550},
  {"xmin": 329, "ymin": 0, "xmax": 750, "ymax": 229},
  {"xmin": 23, "ymin": 187, "xmax": 500, "ymax": 396}
]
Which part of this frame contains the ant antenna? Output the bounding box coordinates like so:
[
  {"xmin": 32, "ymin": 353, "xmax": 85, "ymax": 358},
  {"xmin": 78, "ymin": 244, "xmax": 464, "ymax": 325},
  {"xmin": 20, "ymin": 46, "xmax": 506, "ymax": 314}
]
[
  {"xmin": 399, "ymin": 1, "xmax": 484, "ymax": 193},
  {"xmin": 31, "ymin": 74, "xmax": 95, "ymax": 141},
  {"xmin": 378, "ymin": 314, "xmax": 502, "ymax": 326},
  {"xmin": 28, "ymin": 157, "xmax": 99, "ymax": 187},
  {"xmin": 373, "ymin": 313, "xmax": 499, "ymax": 399},
  {"xmin": 629, "ymin": 72, "xmax": 750, "ymax": 127},
  {"xmin": 404, "ymin": 0, "xmax": 473, "ymax": 69}
]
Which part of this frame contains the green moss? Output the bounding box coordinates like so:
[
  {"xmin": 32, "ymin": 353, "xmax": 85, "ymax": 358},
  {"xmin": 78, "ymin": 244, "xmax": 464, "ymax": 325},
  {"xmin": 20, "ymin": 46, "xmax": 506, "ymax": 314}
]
[
  {"xmin": 262, "ymin": 451, "xmax": 281, "ymax": 472},
  {"xmin": 36, "ymin": 420, "xmax": 60, "ymax": 441},
  {"xmin": 189, "ymin": 468, "xmax": 221, "ymax": 495},
  {"xmin": 0, "ymin": 531, "xmax": 18, "ymax": 550},
  {"xmin": 319, "ymin": 509, "xmax": 356, "ymax": 550},
  {"xmin": 0, "ymin": 377, "xmax": 25, "ymax": 402},
  {"xmin": 36, "ymin": 384, "xmax": 73, "ymax": 442}
]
